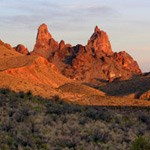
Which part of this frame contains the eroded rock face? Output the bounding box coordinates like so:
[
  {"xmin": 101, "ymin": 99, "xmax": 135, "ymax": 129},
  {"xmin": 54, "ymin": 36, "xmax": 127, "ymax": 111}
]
[
  {"xmin": 31, "ymin": 24, "xmax": 142, "ymax": 83},
  {"xmin": 32, "ymin": 24, "xmax": 58, "ymax": 59},
  {"xmin": 87, "ymin": 26, "xmax": 113, "ymax": 56},
  {"xmin": 113, "ymin": 51, "xmax": 141, "ymax": 74},
  {"xmin": 14, "ymin": 44, "xmax": 29, "ymax": 55},
  {"xmin": 53, "ymin": 26, "xmax": 141, "ymax": 82}
]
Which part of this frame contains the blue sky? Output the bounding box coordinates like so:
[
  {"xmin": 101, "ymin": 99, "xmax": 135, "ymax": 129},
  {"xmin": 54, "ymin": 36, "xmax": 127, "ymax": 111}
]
[{"xmin": 0, "ymin": 0, "xmax": 150, "ymax": 72}]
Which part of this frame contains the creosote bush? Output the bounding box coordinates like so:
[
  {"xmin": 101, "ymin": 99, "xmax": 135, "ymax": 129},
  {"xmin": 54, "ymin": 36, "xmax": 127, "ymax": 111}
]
[{"xmin": 0, "ymin": 89, "xmax": 150, "ymax": 149}]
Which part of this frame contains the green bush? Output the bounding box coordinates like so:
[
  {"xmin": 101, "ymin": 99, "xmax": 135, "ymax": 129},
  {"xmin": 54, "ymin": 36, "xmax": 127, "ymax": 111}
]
[{"xmin": 130, "ymin": 136, "xmax": 150, "ymax": 150}]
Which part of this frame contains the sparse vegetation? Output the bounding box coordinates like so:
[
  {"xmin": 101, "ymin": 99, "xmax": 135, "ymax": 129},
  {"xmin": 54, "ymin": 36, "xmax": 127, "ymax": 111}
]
[
  {"xmin": 130, "ymin": 136, "xmax": 150, "ymax": 150},
  {"xmin": 0, "ymin": 89, "xmax": 150, "ymax": 150}
]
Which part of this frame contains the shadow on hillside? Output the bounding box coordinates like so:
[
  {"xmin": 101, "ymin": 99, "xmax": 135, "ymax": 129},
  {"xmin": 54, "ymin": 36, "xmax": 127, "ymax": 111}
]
[
  {"xmin": 0, "ymin": 88, "xmax": 150, "ymax": 109},
  {"xmin": 85, "ymin": 75, "xmax": 150, "ymax": 98},
  {"xmin": 99, "ymin": 76, "xmax": 150, "ymax": 97}
]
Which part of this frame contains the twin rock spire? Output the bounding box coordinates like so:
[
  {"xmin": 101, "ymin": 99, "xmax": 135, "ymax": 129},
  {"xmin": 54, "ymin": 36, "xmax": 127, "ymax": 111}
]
[
  {"xmin": 33, "ymin": 24, "xmax": 113, "ymax": 57},
  {"xmin": 16, "ymin": 23, "xmax": 141, "ymax": 82}
]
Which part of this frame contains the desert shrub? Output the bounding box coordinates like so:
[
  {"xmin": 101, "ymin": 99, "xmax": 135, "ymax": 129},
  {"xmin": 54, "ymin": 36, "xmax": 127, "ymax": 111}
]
[
  {"xmin": 0, "ymin": 89, "xmax": 150, "ymax": 149},
  {"xmin": 14, "ymin": 107, "xmax": 30, "ymax": 122},
  {"xmin": 1, "ymin": 123, "xmax": 11, "ymax": 132},
  {"xmin": 115, "ymin": 115, "xmax": 133, "ymax": 128},
  {"xmin": 26, "ymin": 91, "xmax": 32, "ymax": 96},
  {"xmin": 82, "ymin": 128, "xmax": 109, "ymax": 144},
  {"xmin": 138, "ymin": 114, "xmax": 150, "ymax": 127},
  {"xmin": 31, "ymin": 96, "xmax": 47, "ymax": 105},
  {"xmin": 8, "ymin": 109, "xmax": 15, "ymax": 117},
  {"xmin": 0, "ymin": 88, "xmax": 10, "ymax": 95},
  {"xmin": 0, "ymin": 96, "xmax": 6, "ymax": 107},
  {"xmin": 60, "ymin": 115, "xmax": 68, "ymax": 124},
  {"xmin": 46, "ymin": 103, "xmax": 63, "ymax": 115},
  {"xmin": 130, "ymin": 136, "xmax": 150, "ymax": 150},
  {"xmin": 83, "ymin": 107, "xmax": 112, "ymax": 122},
  {"xmin": 54, "ymin": 137, "xmax": 77, "ymax": 149},
  {"xmin": 18, "ymin": 91, "xmax": 25, "ymax": 99},
  {"xmin": 93, "ymin": 130, "xmax": 109, "ymax": 144},
  {"xmin": 25, "ymin": 91, "xmax": 33, "ymax": 100},
  {"xmin": 6, "ymin": 136, "xmax": 18, "ymax": 150},
  {"xmin": 51, "ymin": 95, "xmax": 61, "ymax": 102},
  {"xmin": 78, "ymin": 117, "xmax": 88, "ymax": 125}
]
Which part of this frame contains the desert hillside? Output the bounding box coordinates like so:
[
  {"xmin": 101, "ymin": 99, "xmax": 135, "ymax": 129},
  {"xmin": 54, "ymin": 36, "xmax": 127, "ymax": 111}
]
[
  {"xmin": 0, "ymin": 42, "xmax": 107, "ymax": 104},
  {"xmin": 0, "ymin": 39, "xmax": 150, "ymax": 106}
]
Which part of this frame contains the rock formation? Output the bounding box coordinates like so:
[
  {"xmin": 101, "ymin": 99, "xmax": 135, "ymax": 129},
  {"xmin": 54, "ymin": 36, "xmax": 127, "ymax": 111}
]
[
  {"xmin": 0, "ymin": 40, "xmax": 29, "ymax": 55},
  {"xmin": 32, "ymin": 23, "xmax": 58, "ymax": 59},
  {"xmin": 59, "ymin": 40, "xmax": 65, "ymax": 50},
  {"xmin": 139, "ymin": 90, "xmax": 150, "ymax": 100},
  {"xmin": 87, "ymin": 26, "xmax": 113, "ymax": 56},
  {"xmin": 113, "ymin": 51, "xmax": 141, "ymax": 74},
  {"xmin": 14, "ymin": 44, "xmax": 29, "ymax": 55},
  {"xmin": 32, "ymin": 24, "xmax": 142, "ymax": 82},
  {"xmin": 0, "ymin": 39, "xmax": 13, "ymax": 50}
]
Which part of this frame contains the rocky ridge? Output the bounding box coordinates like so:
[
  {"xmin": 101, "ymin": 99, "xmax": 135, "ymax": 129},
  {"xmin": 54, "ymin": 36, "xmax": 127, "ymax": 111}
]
[
  {"xmin": 14, "ymin": 44, "xmax": 29, "ymax": 55},
  {"xmin": 32, "ymin": 24, "xmax": 141, "ymax": 82},
  {"xmin": 1, "ymin": 24, "xmax": 141, "ymax": 83}
]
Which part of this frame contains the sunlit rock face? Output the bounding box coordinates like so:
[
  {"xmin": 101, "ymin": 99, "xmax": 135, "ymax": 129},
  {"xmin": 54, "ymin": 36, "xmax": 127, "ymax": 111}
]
[
  {"xmin": 87, "ymin": 26, "xmax": 113, "ymax": 56},
  {"xmin": 31, "ymin": 24, "xmax": 142, "ymax": 82},
  {"xmin": 32, "ymin": 23, "xmax": 58, "ymax": 59},
  {"xmin": 113, "ymin": 51, "xmax": 141, "ymax": 74}
]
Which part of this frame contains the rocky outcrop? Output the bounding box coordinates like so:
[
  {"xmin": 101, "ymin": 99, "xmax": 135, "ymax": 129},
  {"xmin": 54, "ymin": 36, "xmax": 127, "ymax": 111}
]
[
  {"xmin": 14, "ymin": 44, "xmax": 29, "ymax": 55},
  {"xmin": 113, "ymin": 51, "xmax": 141, "ymax": 74},
  {"xmin": 0, "ymin": 40, "xmax": 29, "ymax": 55},
  {"xmin": 0, "ymin": 40, "xmax": 13, "ymax": 50},
  {"xmin": 59, "ymin": 40, "xmax": 65, "ymax": 50},
  {"xmin": 139, "ymin": 90, "xmax": 150, "ymax": 100},
  {"xmin": 87, "ymin": 26, "xmax": 113, "ymax": 56},
  {"xmin": 31, "ymin": 24, "xmax": 142, "ymax": 83},
  {"xmin": 32, "ymin": 23, "xmax": 58, "ymax": 59}
]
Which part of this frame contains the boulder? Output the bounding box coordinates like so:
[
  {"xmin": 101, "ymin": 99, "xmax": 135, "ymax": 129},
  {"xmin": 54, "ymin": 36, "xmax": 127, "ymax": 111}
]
[{"xmin": 14, "ymin": 44, "xmax": 29, "ymax": 55}]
